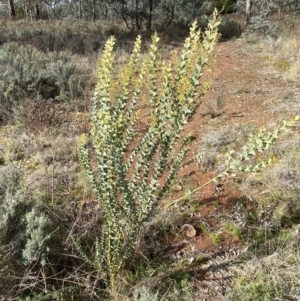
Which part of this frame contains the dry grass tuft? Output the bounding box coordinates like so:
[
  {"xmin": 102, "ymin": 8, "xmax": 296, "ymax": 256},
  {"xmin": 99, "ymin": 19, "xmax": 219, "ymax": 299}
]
[
  {"xmin": 256, "ymin": 20, "xmax": 300, "ymax": 82},
  {"xmin": 230, "ymin": 227, "xmax": 300, "ymax": 301}
]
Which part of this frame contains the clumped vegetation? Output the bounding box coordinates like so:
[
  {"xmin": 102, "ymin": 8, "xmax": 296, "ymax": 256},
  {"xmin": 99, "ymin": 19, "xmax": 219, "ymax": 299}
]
[
  {"xmin": 1, "ymin": 3, "xmax": 300, "ymax": 301},
  {"xmin": 0, "ymin": 42, "xmax": 89, "ymax": 124},
  {"xmin": 230, "ymin": 229, "xmax": 300, "ymax": 301}
]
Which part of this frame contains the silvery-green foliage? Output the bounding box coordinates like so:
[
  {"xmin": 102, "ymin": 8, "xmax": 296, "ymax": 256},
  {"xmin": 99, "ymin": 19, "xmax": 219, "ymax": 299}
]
[
  {"xmin": 20, "ymin": 291, "xmax": 63, "ymax": 301},
  {"xmin": 77, "ymin": 11, "xmax": 220, "ymax": 293},
  {"xmin": 236, "ymin": 0, "xmax": 300, "ymax": 15},
  {"xmin": 129, "ymin": 286, "xmax": 159, "ymax": 301},
  {"xmin": 22, "ymin": 206, "xmax": 52, "ymax": 266},
  {"xmin": 155, "ymin": 0, "xmax": 213, "ymax": 29},
  {"xmin": 269, "ymin": 0, "xmax": 300, "ymax": 13},
  {"xmin": 235, "ymin": 0, "xmax": 245, "ymax": 12},
  {"xmin": 0, "ymin": 166, "xmax": 24, "ymax": 229},
  {"xmin": 248, "ymin": 16, "xmax": 279, "ymax": 38},
  {"xmin": 0, "ymin": 166, "xmax": 28, "ymax": 261},
  {"xmin": 0, "ymin": 42, "xmax": 85, "ymax": 122},
  {"xmin": 235, "ymin": 0, "xmax": 280, "ymax": 38},
  {"xmin": 0, "ymin": 166, "xmax": 52, "ymax": 266}
]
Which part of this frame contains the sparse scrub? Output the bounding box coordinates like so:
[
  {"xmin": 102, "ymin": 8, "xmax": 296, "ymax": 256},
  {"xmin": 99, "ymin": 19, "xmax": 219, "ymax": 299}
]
[
  {"xmin": 32, "ymin": 31, "xmax": 86, "ymax": 54},
  {"xmin": 0, "ymin": 43, "xmax": 88, "ymax": 123},
  {"xmin": 128, "ymin": 286, "xmax": 159, "ymax": 301},
  {"xmin": 21, "ymin": 134, "xmax": 81, "ymax": 205},
  {"xmin": 218, "ymin": 19, "xmax": 244, "ymax": 40},
  {"xmin": 137, "ymin": 211, "xmax": 188, "ymax": 261},
  {"xmin": 245, "ymin": 14, "xmax": 300, "ymax": 82},
  {"xmin": 0, "ymin": 166, "xmax": 24, "ymax": 231},
  {"xmin": 239, "ymin": 132, "xmax": 300, "ymax": 202},
  {"xmin": 0, "ymin": 166, "xmax": 54, "ymax": 298},
  {"xmin": 14, "ymin": 98, "xmax": 70, "ymax": 133},
  {"xmin": 0, "ymin": 136, "xmax": 26, "ymax": 164},
  {"xmin": 274, "ymin": 34, "xmax": 300, "ymax": 81},
  {"xmin": 0, "ymin": 20, "xmax": 105, "ymax": 54},
  {"xmin": 0, "ymin": 166, "xmax": 52, "ymax": 262},
  {"xmin": 1, "ymin": 7, "xmax": 300, "ymax": 301},
  {"xmin": 197, "ymin": 124, "xmax": 255, "ymax": 172},
  {"xmin": 248, "ymin": 16, "xmax": 280, "ymax": 38},
  {"xmin": 168, "ymin": 116, "xmax": 300, "ymax": 208},
  {"xmin": 200, "ymin": 126, "xmax": 237, "ymax": 151},
  {"xmin": 229, "ymin": 229, "xmax": 300, "ymax": 301},
  {"xmin": 273, "ymin": 198, "xmax": 300, "ymax": 227},
  {"xmin": 197, "ymin": 150, "xmax": 218, "ymax": 172},
  {"xmin": 0, "ymin": 19, "xmax": 142, "ymax": 56},
  {"xmin": 0, "ymin": 131, "xmax": 94, "ymax": 300}
]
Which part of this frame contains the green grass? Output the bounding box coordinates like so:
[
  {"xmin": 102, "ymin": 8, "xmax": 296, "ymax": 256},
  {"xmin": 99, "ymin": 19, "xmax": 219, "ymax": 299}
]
[{"xmin": 209, "ymin": 232, "xmax": 222, "ymax": 244}]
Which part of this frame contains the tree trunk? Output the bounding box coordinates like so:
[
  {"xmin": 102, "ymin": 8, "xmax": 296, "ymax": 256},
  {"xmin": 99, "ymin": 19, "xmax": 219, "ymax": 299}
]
[
  {"xmin": 92, "ymin": 0, "xmax": 96, "ymax": 21},
  {"xmin": 135, "ymin": 0, "xmax": 140, "ymax": 30},
  {"xmin": 146, "ymin": 0, "xmax": 152, "ymax": 31},
  {"xmin": 6, "ymin": 0, "xmax": 16, "ymax": 20},
  {"xmin": 246, "ymin": 0, "xmax": 251, "ymax": 27},
  {"xmin": 36, "ymin": 3, "xmax": 40, "ymax": 19},
  {"xmin": 79, "ymin": 0, "xmax": 83, "ymax": 18},
  {"xmin": 166, "ymin": 3, "xmax": 175, "ymax": 28}
]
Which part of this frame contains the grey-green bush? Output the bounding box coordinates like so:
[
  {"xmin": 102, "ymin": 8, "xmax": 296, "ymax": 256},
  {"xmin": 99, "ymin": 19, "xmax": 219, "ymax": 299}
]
[
  {"xmin": 0, "ymin": 166, "xmax": 52, "ymax": 265},
  {"xmin": 0, "ymin": 43, "xmax": 86, "ymax": 123}
]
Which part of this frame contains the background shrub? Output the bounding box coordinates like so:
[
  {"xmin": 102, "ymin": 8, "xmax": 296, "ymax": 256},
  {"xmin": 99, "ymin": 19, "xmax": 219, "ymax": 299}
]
[
  {"xmin": 0, "ymin": 166, "xmax": 52, "ymax": 266},
  {"xmin": 0, "ymin": 43, "xmax": 88, "ymax": 124},
  {"xmin": 248, "ymin": 16, "xmax": 280, "ymax": 38}
]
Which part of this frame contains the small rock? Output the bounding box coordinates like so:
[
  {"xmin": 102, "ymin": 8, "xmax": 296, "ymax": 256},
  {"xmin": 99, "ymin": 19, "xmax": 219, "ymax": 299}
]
[{"xmin": 182, "ymin": 224, "xmax": 196, "ymax": 238}]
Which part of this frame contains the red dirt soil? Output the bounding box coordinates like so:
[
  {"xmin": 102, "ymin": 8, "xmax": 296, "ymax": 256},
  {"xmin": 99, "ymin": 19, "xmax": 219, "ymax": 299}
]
[{"xmin": 141, "ymin": 38, "xmax": 290, "ymax": 257}]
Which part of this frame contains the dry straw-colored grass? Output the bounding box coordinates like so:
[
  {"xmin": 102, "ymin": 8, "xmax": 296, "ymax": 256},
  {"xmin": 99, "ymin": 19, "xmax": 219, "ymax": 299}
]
[
  {"xmin": 230, "ymin": 227, "xmax": 300, "ymax": 301},
  {"xmin": 256, "ymin": 18, "xmax": 300, "ymax": 81}
]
